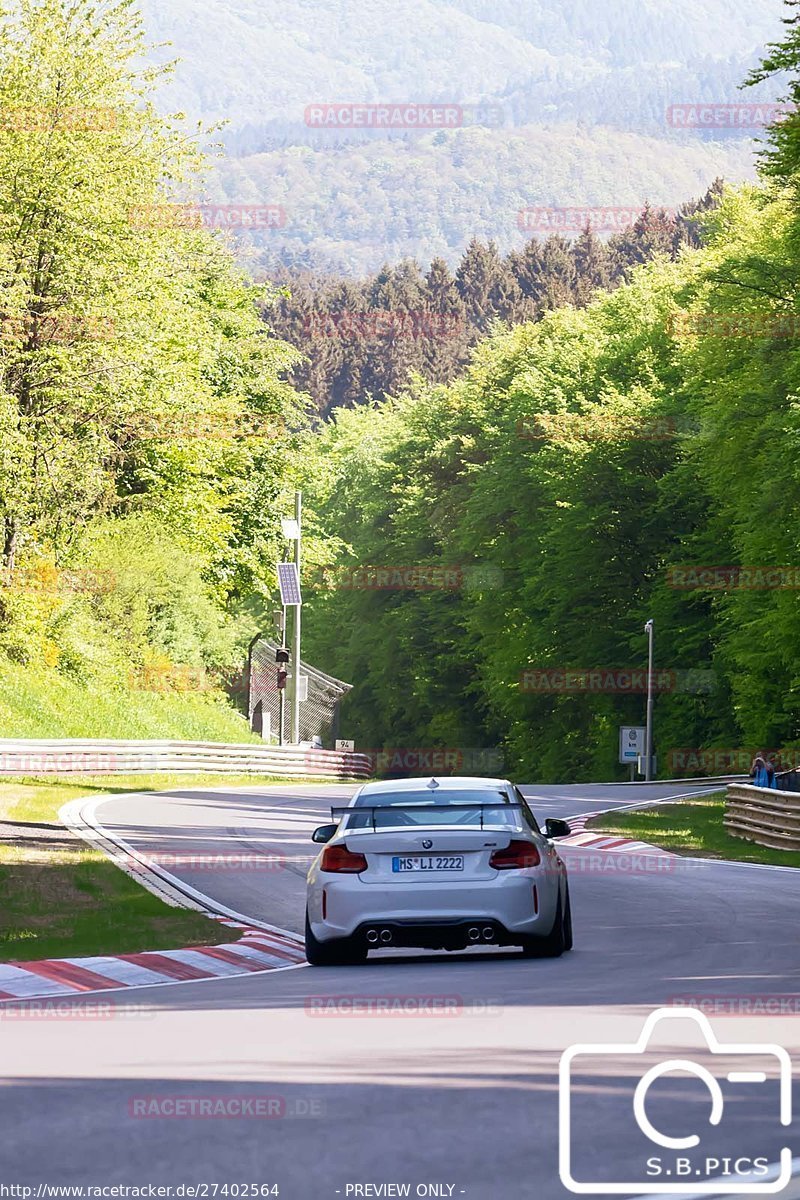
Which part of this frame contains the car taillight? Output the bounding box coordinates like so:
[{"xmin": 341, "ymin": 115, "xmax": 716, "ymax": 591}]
[
  {"xmin": 489, "ymin": 840, "xmax": 541, "ymax": 870},
  {"xmin": 320, "ymin": 844, "xmax": 368, "ymax": 873}
]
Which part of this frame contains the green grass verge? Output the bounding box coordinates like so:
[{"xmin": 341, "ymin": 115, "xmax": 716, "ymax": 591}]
[
  {"xmin": 0, "ymin": 840, "xmax": 224, "ymax": 962},
  {"xmin": 0, "ymin": 772, "xmax": 321, "ymax": 962},
  {"xmin": 587, "ymin": 792, "xmax": 800, "ymax": 868},
  {"xmin": 0, "ymin": 662, "xmax": 262, "ymax": 741}
]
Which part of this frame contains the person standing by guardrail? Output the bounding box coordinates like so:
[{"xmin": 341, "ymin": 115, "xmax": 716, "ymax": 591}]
[
  {"xmin": 750, "ymin": 750, "xmax": 769, "ymax": 787},
  {"xmin": 750, "ymin": 750, "xmax": 778, "ymax": 788},
  {"xmin": 764, "ymin": 752, "xmax": 777, "ymax": 788}
]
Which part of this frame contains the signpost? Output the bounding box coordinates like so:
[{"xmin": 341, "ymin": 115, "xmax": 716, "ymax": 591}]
[{"xmin": 619, "ymin": 725, "xmax": 645, "ymax": 780}]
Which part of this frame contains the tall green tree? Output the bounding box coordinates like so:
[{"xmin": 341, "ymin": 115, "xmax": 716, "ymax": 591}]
[
  {"xmin": 0, "ymin": 0, "xmax": 305, "ymax": 681},
  {"xmin": 746, "ymin": 1, "xmax": 800, "ymax": 183}
]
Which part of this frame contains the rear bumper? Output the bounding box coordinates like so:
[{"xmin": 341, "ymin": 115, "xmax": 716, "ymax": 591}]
[
  {"xmin": 307, "ymin": 870, "xmax": 561, "ymax": 945},
  {"xmin": 354, "ymin": 917, "xmax": 519, "ymax": 951}
]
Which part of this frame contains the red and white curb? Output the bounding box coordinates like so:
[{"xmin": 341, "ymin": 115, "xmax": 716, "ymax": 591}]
[
  {"xmin": 0, "ymin": 918, "xmax": 306, "ymax": 1002},
  {"xmin": 0, "ymin": 794, "xmax": 309, "ymax": 1004},
  {"xmin": 560, "ymin": 813, "xmax": 676, "ymax": 856}
]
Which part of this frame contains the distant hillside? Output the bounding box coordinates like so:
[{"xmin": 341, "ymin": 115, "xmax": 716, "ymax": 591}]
[
  {"xmin": 141, "ymin": 0, "xmax": 786, "ymax": 271},
  {"xmin": 215, "ymin": 126, "xmax": 756, "ymax": 275}
]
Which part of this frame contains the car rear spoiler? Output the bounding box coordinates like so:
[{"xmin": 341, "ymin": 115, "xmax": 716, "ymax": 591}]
[{"xmin": 330, "ymin": 802, "xmax": 525, "ymax": 832}]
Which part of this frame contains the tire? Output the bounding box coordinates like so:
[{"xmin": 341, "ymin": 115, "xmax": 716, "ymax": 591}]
[
  {"xmin": 304, "ymin": 911, "xmax": 367, "ymax": 966},
  {"xmin": 520, "ymin": 890, "xmax": 566, "ymax": 959},
  {"xmin": 562, "ymin": 883, "xmax": 573, "ymax": 952}
]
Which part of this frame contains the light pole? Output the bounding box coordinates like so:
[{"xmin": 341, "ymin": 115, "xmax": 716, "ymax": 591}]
[
  {"xmin": 644, "ymin": 618, "xmax": 654, "ymax": 782},
  {"xmin": 277, "ymin": 608, "xmax": 286, "ymax": 746},
  {"xmin": 277, "ymin": 494, "xmax": 303, "ymax": 744},
  {"xmin": 290, "ymin": 491, "xmax": 302, "ymax": 745}
]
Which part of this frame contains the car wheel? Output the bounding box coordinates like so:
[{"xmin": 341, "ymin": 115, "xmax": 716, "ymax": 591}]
[
  {"xmin": 304, "ymin": 911, "xmax": 367, "ymax": 966},
  {"xmin": 562, "ymin": 883, "xmax": 573, "ymax": 952},
  {"xmin": 520, "ymin": 891, "xmax": 566, "ymax": 958}
]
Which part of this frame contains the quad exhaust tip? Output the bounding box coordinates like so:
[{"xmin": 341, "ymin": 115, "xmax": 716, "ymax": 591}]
[
  {"xmin": 366, "ymin": 928, "xmax": 393, "ymax": 944},
  {"xmin": 482, "ymin": 927, "xmax": 494, "ymax": 941},
  {"xmin": 468, "ymin": 926, "xmax": 480, "ymax": 941}
]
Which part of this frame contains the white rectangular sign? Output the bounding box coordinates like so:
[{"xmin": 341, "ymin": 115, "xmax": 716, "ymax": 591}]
[
  {"xmin": 619, "ymin": 726, "xmax": 645, "ymax": 763},
  {"xmin": 335, "ymin": 739, "xmax": 355, "ymax": 752}
]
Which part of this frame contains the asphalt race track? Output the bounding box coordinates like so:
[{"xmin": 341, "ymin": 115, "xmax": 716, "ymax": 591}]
[{"xmin": 1, "ymin": 780, "xmax": 798, "ymax": 1199}]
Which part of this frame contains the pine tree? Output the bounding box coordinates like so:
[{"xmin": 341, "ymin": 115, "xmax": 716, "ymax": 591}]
[
  {"xmin": 455, "ymin": 239, "xmax": 507, "ymax": 332},
  {"xmin": 422, "ymin": 258, "xmax": 468, "ymax": 382},
  {"xmin": 608, "ymin": 204, "xmax": 677, "ymax": 278},
  {"xmin": 573, "ymin": 226, "xmax": 613, "ymax": 304}
]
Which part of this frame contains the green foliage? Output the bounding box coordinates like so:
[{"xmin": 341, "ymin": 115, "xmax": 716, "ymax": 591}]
[
  {"xmin": 0, "ymin": 0, "xmax": 308, "ymax": 713},
  {"xmin": 747, "ymin": 0, "xmax": 800, "ymax": 182},
  {"xmin": 300, "ymin": 182, "xmax": 800, "ymax": 780},
  {"xmin": 0, "ymin": 660, "xmax": 261, "ymax": 740},
  {"xmin": 268, "ymin": 192, "xmax": 723, "ymax": 418}
]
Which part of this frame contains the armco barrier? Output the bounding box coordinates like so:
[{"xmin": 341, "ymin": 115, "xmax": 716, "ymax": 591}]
[
  {"xmin": 724, "ymin": 782, "xmax": 800, "ymax": 851},
  {"xmin": 0, "ymin": 738, "xmax": 373, "ymax": 781}
]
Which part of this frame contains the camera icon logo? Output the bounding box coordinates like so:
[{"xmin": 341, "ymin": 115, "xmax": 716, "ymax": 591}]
[{"xmin": 559, "ymin": 1007, "xmax": 792, "ymax": 1194}]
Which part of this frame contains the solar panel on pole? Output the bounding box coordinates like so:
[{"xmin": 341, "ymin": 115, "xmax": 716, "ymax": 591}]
[{"xmin": 276, "ymin": 562, "xmax": 302, "ymax": 606}]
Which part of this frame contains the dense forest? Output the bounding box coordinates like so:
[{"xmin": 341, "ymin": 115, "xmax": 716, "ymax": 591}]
[
  {"xmin": 298, "ymin": 4, "xmax": 800, "ymax": 779},
  {"xmin": 267, "ymin": 190, "xmax": 721, "ymax": 415}
]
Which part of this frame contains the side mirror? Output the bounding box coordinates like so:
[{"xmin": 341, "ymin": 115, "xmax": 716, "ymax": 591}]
[
  {"xmin": 545, "ymin": 818, "xmax": 571, "ymax": 839},
  {"xmin": 312, "ymin": 823, "xmax": 338, "ymax": 844}
]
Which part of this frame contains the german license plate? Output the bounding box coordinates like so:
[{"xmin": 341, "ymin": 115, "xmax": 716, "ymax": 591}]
[{"xmin": 392, "ymin": 855, "xmax": 464, "ymax": 872}]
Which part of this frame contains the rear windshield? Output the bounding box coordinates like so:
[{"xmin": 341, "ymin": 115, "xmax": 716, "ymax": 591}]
[{"xmin": 342, "ymin": 789, "xmax": 518, "ymax": 829}]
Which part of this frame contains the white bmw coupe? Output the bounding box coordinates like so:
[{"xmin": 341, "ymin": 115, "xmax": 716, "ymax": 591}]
[{"xmin": 304, "ymin": 775, "xmax": 573, "ymax": 965}]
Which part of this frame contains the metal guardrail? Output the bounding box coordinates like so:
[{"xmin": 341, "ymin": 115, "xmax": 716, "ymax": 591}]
[
  {"xmin": 724, "ymin": 782, "xmax": 800, "ymax": 851},
  {"xmin": 774, "ymin": 768, "xmax": 800, "ymax": 792},
  {"xmin": 0, "ymin": 738, "xmax": 373, "ymax": 781}
]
